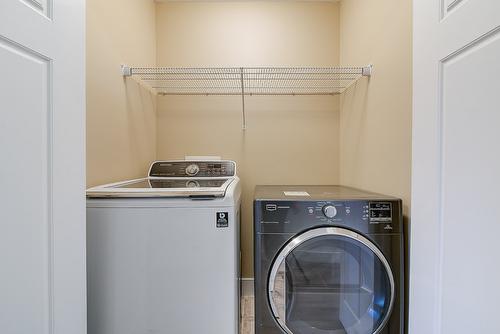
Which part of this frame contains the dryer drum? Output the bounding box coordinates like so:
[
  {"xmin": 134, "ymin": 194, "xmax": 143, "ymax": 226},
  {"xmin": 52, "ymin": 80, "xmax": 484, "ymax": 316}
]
[{"xmin": 268, "ymin": 227, "xmax": 395, "ymax": 334}]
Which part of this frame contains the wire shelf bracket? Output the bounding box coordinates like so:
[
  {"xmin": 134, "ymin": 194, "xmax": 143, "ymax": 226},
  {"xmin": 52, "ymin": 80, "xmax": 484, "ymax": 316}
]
[{"xmin": 121, "ymin": 64, "xmax": 373, "ymax": 130}]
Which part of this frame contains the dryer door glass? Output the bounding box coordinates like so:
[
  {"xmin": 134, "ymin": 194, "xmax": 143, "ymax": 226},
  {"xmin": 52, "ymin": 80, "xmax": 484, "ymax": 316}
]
[{"xmin": 268, "ymin": 227, "xmax": 394, "ymax": 334}]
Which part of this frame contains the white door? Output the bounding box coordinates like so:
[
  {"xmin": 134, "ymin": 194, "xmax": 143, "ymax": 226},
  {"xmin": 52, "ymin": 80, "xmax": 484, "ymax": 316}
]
[
  {"xmin": 411, "ymin": 1, "xmax": 500, "ymax": 333},
  {"xmin": 0, "ymin": 1, "xmax": 86, "ymax": 334}
]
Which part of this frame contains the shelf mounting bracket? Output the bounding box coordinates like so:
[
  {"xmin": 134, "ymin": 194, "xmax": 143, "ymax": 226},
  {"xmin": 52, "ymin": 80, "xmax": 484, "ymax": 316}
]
[
  {"xmin": 121, "ymin": 65, "xmax": 132, "ymax": 77},
  {"xmin": 362, "ymin": 65, "xmax": 373, "ymax": 77}
]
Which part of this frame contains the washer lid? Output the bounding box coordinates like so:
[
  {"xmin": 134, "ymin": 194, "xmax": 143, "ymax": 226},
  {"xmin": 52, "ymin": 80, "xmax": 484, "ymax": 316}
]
[
  {"xmin": 87, "ymin": 160, "xmax": 237, "ymax": 198},
  {"xmin": 86, "ymin": 177, "xmax": 234, "ymax": 198}
]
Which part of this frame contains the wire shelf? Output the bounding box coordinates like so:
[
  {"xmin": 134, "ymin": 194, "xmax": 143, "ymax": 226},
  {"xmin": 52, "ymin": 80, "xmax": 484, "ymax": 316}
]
[
  {"xmin": 121, "ymin": 65, "xmax": 372, "ymax": 129},
  {"xmin": 123, "ymin": 66, "xmax": 371, "ymax": 96}
]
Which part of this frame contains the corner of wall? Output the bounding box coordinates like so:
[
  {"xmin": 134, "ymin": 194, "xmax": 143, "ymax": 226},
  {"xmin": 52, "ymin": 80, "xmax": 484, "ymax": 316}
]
[
  {"xmin": 86, "ymin": 0, "xmax": 158, "ymax": 187},
  {"xmin": 338, "ymin": 0, "xmax": 412, "ymax": 215}
]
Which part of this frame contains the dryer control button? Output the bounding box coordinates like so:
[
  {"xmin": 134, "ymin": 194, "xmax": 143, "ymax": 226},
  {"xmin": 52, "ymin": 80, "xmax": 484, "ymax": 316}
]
[{"xmin": 323, "ymin": 205, "xmax": 337, "ymax": 219}]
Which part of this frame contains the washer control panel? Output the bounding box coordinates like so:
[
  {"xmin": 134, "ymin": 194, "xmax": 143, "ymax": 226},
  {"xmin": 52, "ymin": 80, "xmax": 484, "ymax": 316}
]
[
  {"xmin": 149, "ymin": 161, "xmax": 236, "ymax": 177},
  {"xmin": 185, "ymin": 164, "xmax": 200, "ymax": 176}
]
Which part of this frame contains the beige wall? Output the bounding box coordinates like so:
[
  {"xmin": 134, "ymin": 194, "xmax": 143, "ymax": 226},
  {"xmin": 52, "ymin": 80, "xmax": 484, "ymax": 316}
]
[
  {"xmin": 339, "ymin": 0, "xmax": 412, "ymax": 215},
  {"xmin": 155, "ymin": 2, "xmax": 341, "ymax": 277},
  {"xmin": 86, "ymin": 0, "xmax": 157, "ymax": 187},
  {"xmin": 86, "ymin": 0, "xmax": 412, "ymax": 279}
]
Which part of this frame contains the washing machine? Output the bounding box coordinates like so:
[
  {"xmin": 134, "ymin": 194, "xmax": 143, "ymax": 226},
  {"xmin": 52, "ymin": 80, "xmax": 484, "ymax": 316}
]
[
  {"xmin": 254, "ymin": 185, "xmax": 404, "ymax": 334},
  {"xmin": 86, "ymin": 160, "xmax": 241, "ymax": 334}
]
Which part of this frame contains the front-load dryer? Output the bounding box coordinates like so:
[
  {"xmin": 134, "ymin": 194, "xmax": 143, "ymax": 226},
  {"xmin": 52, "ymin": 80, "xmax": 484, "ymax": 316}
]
[{"xmin": 254, "ymin": 185, "xmax": 404, "ymax": 334}]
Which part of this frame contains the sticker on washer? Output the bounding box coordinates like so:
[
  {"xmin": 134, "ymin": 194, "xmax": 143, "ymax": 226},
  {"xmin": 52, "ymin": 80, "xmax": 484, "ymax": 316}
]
[
  {"xmin": 216, "ymin": 212, "xmax": 229, "ymax": 228},
  {"xmin": 283, "ymin": 191, "xmax": 310, "ymax": 197}
]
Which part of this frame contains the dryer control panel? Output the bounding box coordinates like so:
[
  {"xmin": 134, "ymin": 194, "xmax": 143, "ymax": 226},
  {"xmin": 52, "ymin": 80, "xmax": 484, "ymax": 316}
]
[{"xmin": 255, "ymin": 199, "xmax": 402, "ymax": 234}]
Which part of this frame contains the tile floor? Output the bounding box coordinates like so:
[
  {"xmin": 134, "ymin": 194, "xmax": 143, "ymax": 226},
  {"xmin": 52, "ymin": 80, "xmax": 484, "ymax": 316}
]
[
  {"xmin": 240, "ymin": 294, "xmax": 255, "ymax": 334},
  {"xmin": 240, "ymin": 281, "xmax": 255, "ymax": 334}
]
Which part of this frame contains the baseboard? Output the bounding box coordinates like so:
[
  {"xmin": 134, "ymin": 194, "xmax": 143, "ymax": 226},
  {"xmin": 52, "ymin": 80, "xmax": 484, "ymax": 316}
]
[{"xmin": 240, "ymin": 278, "xmax": 254, "ymax": 297}]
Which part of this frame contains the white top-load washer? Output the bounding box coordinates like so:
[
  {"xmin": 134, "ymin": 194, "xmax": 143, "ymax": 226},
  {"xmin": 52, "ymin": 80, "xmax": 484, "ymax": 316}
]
[{"xmin": 86, "ymin": 160, "xmax": 241, "ymax": 334}]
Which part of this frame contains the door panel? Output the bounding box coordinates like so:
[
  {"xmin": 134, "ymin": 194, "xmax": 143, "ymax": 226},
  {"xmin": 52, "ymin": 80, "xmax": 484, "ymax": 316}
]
[
  {"xmin": 440, "ymin": 29, "xmax": 500, "ymax": 334},
  {"xmin": 0, "ymin": 36, "xmax": 52, "ymax": 334},
  {"xmin": 411, "ymin": 0, "xmax": 500, "ymax": 333},
  {"xmin": 0, "ymin": 1, "xmax": 85, "ymax": 334}
]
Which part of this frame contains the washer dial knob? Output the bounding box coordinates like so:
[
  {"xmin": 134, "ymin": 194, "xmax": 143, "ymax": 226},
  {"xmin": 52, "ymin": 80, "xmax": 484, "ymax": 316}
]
[
  {"xmin": 185, "ymin": 164, "xmax": 200, "ymax": 176},
  {"xmin": 186, "ymin": 180, "xmax": 200, "ymax": 188},
  {"xmin": 323, "ymin": 205, "xmax": 338, "ymax": 219}
]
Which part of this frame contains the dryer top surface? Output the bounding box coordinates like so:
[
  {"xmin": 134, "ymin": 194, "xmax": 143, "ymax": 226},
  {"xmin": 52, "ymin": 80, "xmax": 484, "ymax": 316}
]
[{"xmin": 254, "ymin": 185, "xmax": 400, "ymax": 202}]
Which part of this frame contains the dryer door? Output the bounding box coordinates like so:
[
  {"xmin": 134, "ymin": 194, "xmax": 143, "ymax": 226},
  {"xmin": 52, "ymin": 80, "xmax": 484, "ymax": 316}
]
[{"xmin": 268, "ymin": 227, "xmax": 394, "ymax": 334}]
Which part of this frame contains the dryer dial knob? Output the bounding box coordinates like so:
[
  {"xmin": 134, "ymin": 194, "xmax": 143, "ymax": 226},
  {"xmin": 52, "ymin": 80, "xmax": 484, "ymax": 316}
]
[
  {"xmin": 185, "ymin": 164, "xmax": 200, "ymax": 176},
  {"xmin": 323, "ymin": 205, "xmax": 338, "ymax": 219}
]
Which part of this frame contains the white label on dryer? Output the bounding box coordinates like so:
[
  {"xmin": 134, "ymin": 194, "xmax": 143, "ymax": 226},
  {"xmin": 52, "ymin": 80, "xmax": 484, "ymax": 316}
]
[{"xmin": 283, "ymin": 191, "xmax": 310, "ymax": 197}]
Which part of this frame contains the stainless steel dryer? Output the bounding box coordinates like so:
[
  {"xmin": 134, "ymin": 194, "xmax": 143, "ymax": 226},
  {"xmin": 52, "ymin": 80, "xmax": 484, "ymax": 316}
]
[{"xmin": 254, "ymin": 185, "xmax": 404, "ymax": 334}]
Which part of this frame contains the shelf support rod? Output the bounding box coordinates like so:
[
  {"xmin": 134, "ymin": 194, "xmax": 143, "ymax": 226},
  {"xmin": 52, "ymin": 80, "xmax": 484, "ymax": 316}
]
[{"xmin": 240, "ymin": 67, "xmax": 246, "ymax": 130}]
